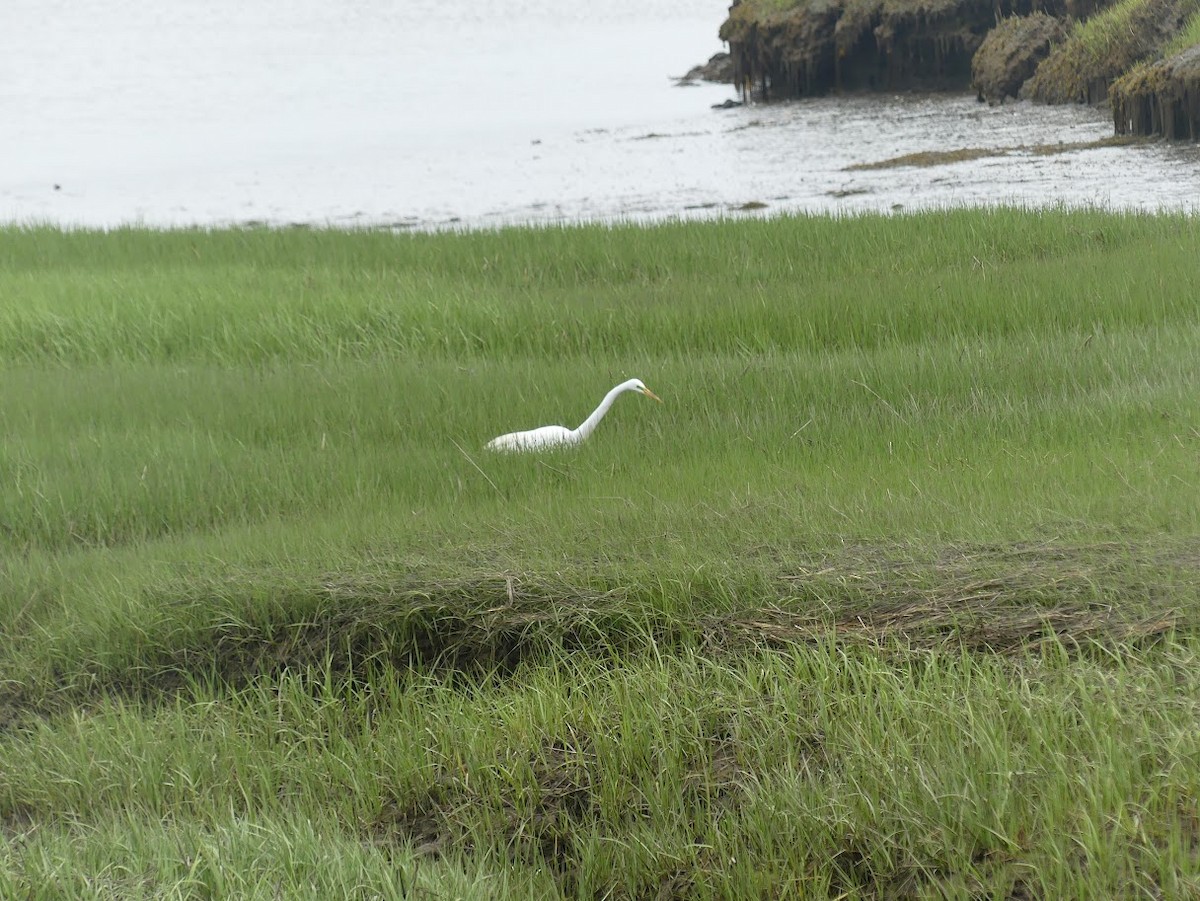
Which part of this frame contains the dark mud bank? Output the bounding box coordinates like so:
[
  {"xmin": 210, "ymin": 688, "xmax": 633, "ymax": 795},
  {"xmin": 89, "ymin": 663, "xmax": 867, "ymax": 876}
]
[
  {"xmin": 1112, "ymin": 44, "xmax": 1200, "ymax": 137},
  {"xmin": 970, "ymin": 13, "xmax": 1068, "ymax": 105},
  {"xmin": 718, "ymin": 0, "xmax": 1072, "ymax": 98},
  {"xmin": 717, "ymin": 0, "xmax": 1200, "ymax": 138}
]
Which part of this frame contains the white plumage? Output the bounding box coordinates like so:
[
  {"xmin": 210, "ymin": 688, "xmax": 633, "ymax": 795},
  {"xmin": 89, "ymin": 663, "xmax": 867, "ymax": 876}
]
[{"xmin": 486, "ymin": 378, "xmax": 661, "ymax": 452}]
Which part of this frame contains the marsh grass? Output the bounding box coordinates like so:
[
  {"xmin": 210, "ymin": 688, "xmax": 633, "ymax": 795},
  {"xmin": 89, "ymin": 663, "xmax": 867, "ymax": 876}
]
[
  {"xmin": 1024, "ymin": 0, "xmax": 1200, "ymax": 101},
  {"xmin": 3, "ymin": 647, "xmax": 1200, "ymax": 898},
  {"xmin": 2, "ymin": 209, "xmax": 1200, "ymax": 896},
  {"xmin": 1164, "ymin": 8, "xmax": 1200, "ymax": 53}
]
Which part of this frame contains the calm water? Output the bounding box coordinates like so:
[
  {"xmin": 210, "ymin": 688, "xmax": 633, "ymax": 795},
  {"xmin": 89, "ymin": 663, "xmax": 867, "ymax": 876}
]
[{"xmin": 4, "ymin": 0, "xmax": 1199, "ymax": 230}]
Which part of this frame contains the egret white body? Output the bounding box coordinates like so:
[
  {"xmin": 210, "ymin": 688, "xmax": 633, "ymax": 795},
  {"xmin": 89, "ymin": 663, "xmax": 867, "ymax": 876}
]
[{"xmin": 486, "ymin": 378, "xmax": 661, "ymax": 453}]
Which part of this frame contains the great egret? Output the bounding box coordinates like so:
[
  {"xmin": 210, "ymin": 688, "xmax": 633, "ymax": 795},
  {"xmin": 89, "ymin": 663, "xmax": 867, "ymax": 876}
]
[{"xmin": 486, "ymin": 378, "xmax": 662, "ymax": 452}]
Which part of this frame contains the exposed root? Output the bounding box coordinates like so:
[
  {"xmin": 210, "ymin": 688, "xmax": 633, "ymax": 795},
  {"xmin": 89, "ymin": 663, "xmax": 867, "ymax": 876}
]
[
  {"xmin": 1112, "ymin": 44, "xmax": 1200, "ymax": 138},
  {"xmin": 1022, "ymin": 0, "xmax": 1194, "ymax": 105}
]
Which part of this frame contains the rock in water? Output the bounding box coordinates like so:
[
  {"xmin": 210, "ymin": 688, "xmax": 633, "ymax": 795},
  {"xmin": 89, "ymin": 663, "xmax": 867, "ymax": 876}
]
[{"xmin": 677, "ymin": 52, "xmax": 736, "ymax": 85}]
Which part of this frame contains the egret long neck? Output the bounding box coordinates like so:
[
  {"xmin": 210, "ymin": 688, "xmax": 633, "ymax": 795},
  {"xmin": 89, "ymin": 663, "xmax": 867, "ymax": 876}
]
[{"xmin": 574, "ymin": 384, "xmax": 624, "ymax": 440}]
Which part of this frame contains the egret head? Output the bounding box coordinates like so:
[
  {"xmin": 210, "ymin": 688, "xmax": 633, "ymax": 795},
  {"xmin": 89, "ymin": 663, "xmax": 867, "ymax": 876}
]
[{"xmin": 629, "ymin": 378, "xmax": 662, "ymax": 402}]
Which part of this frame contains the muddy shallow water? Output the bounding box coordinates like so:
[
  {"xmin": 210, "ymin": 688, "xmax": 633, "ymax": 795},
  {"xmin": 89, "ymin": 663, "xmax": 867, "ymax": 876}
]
[{"xmin": 4, "ymin": 0, "xmax": 1199, "ymax": 231}]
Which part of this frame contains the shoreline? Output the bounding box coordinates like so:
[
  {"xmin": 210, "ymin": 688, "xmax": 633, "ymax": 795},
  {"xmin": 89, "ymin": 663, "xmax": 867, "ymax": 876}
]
[
  {"xmin": 719, "ymin": 0, "xmax": 1200, "ymax": 138},
  {"xmin": 11, "ymin": 90, "xmax": 1198, "ymax": 234}
]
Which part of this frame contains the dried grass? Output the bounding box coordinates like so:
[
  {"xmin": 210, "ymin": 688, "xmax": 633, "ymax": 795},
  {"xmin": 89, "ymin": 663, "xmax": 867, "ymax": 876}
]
[{"xmin": 718, "ymin": 541, "xmax": 1191, "ymax": 654}]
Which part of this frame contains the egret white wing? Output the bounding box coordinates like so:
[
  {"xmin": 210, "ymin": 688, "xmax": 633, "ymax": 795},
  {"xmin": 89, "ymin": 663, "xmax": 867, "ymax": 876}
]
[
  {"xmin": 486, "ymin": 425, "xmax": 576, "ymax": 452},
  {"xmin": 485, "ymin": 379, "xmax": 660, "ymax": 453}
]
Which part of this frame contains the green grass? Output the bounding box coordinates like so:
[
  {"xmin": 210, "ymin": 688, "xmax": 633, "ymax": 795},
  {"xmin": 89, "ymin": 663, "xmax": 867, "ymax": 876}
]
[
  {"xmin": 1073, "ymin": 0, "xmax": 1150, "ymax": 59},
  {"xmin": 1074, "ymin": 0, "xmax": 1198, "ymax": 61},
  {"xmin": 1021, "ymin": 0, "xmax": 1200, "ymax": 103},
  {"xmin": 2, "ymin": 209, "xmax": 1200, "ymax": 897},
  {"xmin": 1163, "ymin": 8, "xmax": 1200, "ymax": 55},
  {"xmin": 4, "ymin": 647, "xmax": 1200, "ymax": 899}
]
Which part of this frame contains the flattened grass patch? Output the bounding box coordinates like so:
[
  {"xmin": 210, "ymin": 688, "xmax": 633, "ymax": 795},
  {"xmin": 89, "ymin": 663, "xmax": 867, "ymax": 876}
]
[
  {"xmin": 718, "ymin": 540, "xmax": 1191, "ymax": 654},
  {"xmin": 2, "ymin": 540, "xmax": 1195, "ymax": 728}
]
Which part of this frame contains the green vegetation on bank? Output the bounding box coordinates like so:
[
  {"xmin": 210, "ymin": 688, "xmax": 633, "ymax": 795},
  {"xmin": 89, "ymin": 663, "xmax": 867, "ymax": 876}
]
[
  {"xmin": 2, "ymin": 210, "xmax": 1199, "ymax": 897},
  {"xmin": 1023, "ymin": 0, "xmax": 1200, "ymax": 103},
  {"xmin": 723, "ymin": 0, "xmax": 1200, "ymax": 137},
  {"xmin": 1167, "ymin": 7, "xmax": 1200, "ymax": 53}
]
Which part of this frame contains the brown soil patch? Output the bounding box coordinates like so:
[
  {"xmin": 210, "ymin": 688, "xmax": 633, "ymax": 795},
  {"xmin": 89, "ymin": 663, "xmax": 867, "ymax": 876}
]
[
  {"xmin": 372, "ymin": 793, "xmax": 452, "ymax": 858},
  {"xmin": 370, "ymin": 724, "xmax": 762, "ymax": 897},
  {"xmin": 846, "ymin": 135, "xmax": 1145, "ymax": 169},
  {"xmin": 370, "ymin": 735, "xmax": 600, "ymax": 895}
]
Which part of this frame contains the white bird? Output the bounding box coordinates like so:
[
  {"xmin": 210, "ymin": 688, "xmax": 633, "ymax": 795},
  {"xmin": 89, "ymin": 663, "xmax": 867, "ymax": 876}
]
[{"xmin": 486, "ymin": 378, "xmax": 662, "ymax": 452}]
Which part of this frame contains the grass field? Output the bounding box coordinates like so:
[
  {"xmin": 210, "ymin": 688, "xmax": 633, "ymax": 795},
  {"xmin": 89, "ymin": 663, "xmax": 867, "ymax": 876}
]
[{"xmin": 2, "ymin": 209, "xmax": 1199, "ymax": 898}]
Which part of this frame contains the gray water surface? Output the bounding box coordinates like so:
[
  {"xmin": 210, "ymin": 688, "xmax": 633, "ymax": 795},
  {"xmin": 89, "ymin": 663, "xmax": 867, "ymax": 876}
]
[{"xmin": 4, "ymin": 0, "xmax": 1198, "ymax": 230}]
